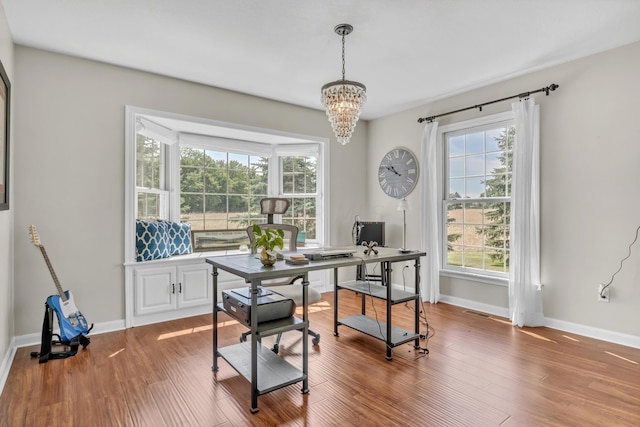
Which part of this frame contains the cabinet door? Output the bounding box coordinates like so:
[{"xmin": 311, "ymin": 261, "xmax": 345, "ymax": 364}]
[
  {"xmin": 134, "ymin": 266, "xmax": 177, "ymax": 316},
  {"xmin": 177, "ymin": 264, "xmax": 212, "ymax": 309}
]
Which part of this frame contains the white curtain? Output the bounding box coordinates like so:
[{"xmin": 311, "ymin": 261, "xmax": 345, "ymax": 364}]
[
  {"xmin": 420, "ymin": 122, "xmax": 441, "ymax": 303},
  {"xmin": 509, "ymin": 98, "xmax": 544, "ymax": 327}
]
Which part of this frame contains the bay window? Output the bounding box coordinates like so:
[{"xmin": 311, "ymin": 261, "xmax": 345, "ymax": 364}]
[{"xmin": 125, "ymin": 106, "xmax": 327, "ymax": 263}]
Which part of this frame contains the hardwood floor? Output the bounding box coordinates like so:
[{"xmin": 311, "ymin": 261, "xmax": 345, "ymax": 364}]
[{"xmin": 1, "ymin": 291, "xmax": 639, "ymax": 426}]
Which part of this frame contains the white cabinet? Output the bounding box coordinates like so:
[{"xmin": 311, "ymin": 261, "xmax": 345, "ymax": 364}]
[
  {"xmin": 135, "ymin": 265, "xmax": 176, "ymax": 316},
  {"xmin": 127, "ymin": 258, "xmax": 214, "ymax": 326},
  {"xmin": 176, "ymin": 264, "xmax": 212, "ymax": 308},
  {"xmin": 125, "ymin": 254, "xmax": 249, "ymax": 327}
]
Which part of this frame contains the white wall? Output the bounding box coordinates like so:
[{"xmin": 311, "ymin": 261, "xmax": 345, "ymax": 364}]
[
  {"xmin": 11, "ymin": 46, "xmax": 368, "ymax": 336},
  {"xmin": 369, "ymin": 41, "xmax": 640, "ymax": 339},
  {"xmin": 0, "ymin": 3, "xmax": 14, "ymax": 386}
]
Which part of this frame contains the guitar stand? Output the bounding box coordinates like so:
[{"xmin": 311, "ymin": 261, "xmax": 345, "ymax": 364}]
[{"xmin": 30, "ymin": 301, "xmax": 91, "ymax": 363}]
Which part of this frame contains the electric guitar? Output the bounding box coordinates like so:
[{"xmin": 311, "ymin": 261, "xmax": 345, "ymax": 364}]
[{"xmin": 29, "ymin": 225, "xmax": 92, "ymax": 342}]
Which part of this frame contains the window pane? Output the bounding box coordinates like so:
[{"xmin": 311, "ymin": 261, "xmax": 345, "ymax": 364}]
[
  {"xmin": 466, "ymin": 132, "xmax": 484, "ymax": 154},
  {"xmin": 282, "ymin": 174, "xmax": 294, "ymax": 193},
  {"xmin": 449, "ymin": 156, "xmax": 464, "ymax": 178},
  {"xmin": 449, "ymin": 135, "xmax": 465, "ymax": 156},
  {"xmin": 449, "ymin": 178, "xmax": 464, "ymax": 198},
  {"xmin": 486, "ymin": 249, "xmax": 508, "ymax": 272},
  {"xmin": 486, "ymin": 128, "xmax": 504, "ymax": 152},
  {"xmin": 228, "ymin": 195, "xmax": 249, "ymax": 229},
  {"xmin": 282, "ymin": 157, "xmax": 293, "ymax": 173},
  {"xmin": 228, "ymin": 167, "xmax": 248, "ymax": 194},
  {"xmin": 207, "ymin": 150, "xmax": 226, "ymax": 163},
  {"xmin": 137, "ymin": 192, "xmax": 159, "ymax": 220},
  {"xmin": 462, "ymin": 247, "xmax": 484, "ymax": 269},
  {"xmin": 250, "ymin": 156, "xmax": 268, "ymax": 195},
  {"xmin": 180, "ymin": 165, "xmax": 203, "ymax": 193},
  {"xmin": 305, "ymin": 158, "xmax": 317, "ymax": 193},
  {"xmin": 486, "ymin": 151, "xmax": 502, "ymax": 172},
  {"xmin": 228, "ymin": 153, "xmax": 247, "ymax": 166},
  {"xmin": 136, "ymin": 135, "xmax": 161, "ymax": 189},
  {"xmin": 465, "ymin": 153, "xmax": 484, "ymax": 176},
  {"xmin": 465, "ymin": 177, "xmax": 484, "ymax": 198}
]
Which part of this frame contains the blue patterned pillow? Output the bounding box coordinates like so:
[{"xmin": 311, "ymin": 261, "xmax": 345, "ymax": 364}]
[
  {"xmin": 161, "ymin": 220, "xmax": 193, "ymax": 255},
  {"xmin": 136, "ymin": 220, "xmax": 171, "ymax": 261}
]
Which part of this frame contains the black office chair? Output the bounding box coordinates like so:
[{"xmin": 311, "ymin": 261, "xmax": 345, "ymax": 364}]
[{"xmin": 242, "ymin": 199, "xmax": 321, "ymax": 353}]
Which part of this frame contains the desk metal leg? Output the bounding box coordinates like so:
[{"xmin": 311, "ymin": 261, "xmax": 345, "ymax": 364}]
[
  {"xmin": 212, "ymin": 268, "xmax": 219, "ymax": 372},
  {"xmin": 250, "ymin": 279, "xmax": 260, "ymax": 413},
  {"xmin": 333, "ymin": 268, "xmax": 340, "ymax": 336},
  {"xmin": 414, "ymin": 258, "xmax": 421, "ymax": 349},
  {"xmin": 384, "ymin": 261, "xmax": 393, "ymax": 361},
  {"xmin": 301, "ymin": 273, "xmax": 309, "ymax": 394}
]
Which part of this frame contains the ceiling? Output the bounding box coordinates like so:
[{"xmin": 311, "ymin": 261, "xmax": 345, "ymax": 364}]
[{"xmin": 2, "ymin": 0, "xmax": 640, "ymax": 120}]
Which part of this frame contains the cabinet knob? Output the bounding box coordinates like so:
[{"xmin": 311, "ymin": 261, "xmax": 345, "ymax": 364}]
[{"xmin": 171, "ymin": 283, "xmax": 175, "ymax": 294}]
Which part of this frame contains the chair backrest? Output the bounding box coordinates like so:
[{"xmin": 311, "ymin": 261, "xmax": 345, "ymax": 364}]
[
  {"xmin": 246, "ymin": 223, "xmax": 298, "ymax": 253},
  {"xmin": 260, "ymin": 198, "xmax": 290, "ymax": 224}
]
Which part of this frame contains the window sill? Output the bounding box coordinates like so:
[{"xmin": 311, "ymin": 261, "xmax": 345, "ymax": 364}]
[{"xmin": 440, "ymin": 268, "xmax": 508, "ymax": 287}]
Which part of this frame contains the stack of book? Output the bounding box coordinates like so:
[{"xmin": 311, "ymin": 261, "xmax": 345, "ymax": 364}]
[{"xmin": 285, "ymin": 254, "xmax": 309, "ymax": 265}]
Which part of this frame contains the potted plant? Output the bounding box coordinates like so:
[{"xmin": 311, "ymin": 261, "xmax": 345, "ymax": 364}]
[{"xmin": 251, "ymin": 224, "xmax": 284, "ymax": 267}]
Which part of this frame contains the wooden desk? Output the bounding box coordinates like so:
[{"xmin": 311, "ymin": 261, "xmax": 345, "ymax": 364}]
[{"xmin": 206, "ymin": 246, "xmax": 425, "ymax": 412}]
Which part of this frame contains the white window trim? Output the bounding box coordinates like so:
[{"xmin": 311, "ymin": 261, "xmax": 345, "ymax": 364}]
[
  {"xmin": 124, "ymin": 105, "xmax": 330, "ymax": 264},
  {"xmin": 437, "ymin": 111, "xmax": 514, "ymax": 286}
]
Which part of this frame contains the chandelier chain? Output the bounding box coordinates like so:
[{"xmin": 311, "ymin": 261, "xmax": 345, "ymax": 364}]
[{"xmin": 341, "ymin": 34, "xmax": 346, "ymax": 81}]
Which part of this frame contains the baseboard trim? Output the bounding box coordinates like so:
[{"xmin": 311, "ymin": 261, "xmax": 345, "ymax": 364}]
[
  {"xmin": 0, "ymin": 337, "xmax": 17, "ymax": 398},
  {"xmin": 13, "ymin": 319, "xmax": 126, "ymax": 349},
  {"xmin": 438, "ymin": 295, "xmax": 640, "ymax": 350},
  {"xmin": 439, "ymin": 294, "xmax": 510, "ymax": 318},
  {"xmin": 544, "ymin": 317, "xmax": 640, "ymax": 350}
]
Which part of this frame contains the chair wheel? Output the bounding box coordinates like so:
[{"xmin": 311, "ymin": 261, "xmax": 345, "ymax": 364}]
[
  {"xmin": 312, "ymin": 335, "xmax": 320, "ymax": 345},
  {"xmin": 272, "ymin": 343, "xmax": 279, "ymax": 354}
]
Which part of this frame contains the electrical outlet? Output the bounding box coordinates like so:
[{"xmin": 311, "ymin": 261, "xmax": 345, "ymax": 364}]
[{"xmin": 598, "ymin": 284, "xmax": 610, "ymax": 303}]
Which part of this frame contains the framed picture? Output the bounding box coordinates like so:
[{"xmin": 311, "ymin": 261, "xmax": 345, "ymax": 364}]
[
  {"xmin": 191, "ymin": 229, "xmax": 250, "ymax": 252},
  {"xmin": 0, "ymin": 59, "xmax": 10, "ymax": 211}
]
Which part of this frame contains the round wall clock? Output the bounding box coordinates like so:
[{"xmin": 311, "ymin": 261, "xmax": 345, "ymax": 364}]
[{"xmin": 378, "ymin": 147, "xmax": 419, "ymax": 199}]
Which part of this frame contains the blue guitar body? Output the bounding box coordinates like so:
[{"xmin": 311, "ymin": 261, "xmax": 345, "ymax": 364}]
[{"xmin": 46, "ymin": 291, "xmax": 91, "ymax": 343}]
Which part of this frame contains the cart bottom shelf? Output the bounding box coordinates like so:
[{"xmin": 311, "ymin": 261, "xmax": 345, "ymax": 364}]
[
  {"xmin": 338, "ymin": 314, "xmax": 420, "ymax": 347},
  {"xmin": 218, "ymin": 342, "xmax": 306, "ymax": 395}
]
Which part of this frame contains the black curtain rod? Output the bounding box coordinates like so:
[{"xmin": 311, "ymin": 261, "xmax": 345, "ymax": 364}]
[{"xmin": 416, "ymin": 83, "xmax": 559, "ymax": 124}]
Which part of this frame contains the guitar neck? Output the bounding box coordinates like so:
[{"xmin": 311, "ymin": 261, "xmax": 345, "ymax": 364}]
[{"xmin": 39, "ymin": 246, "xmax": 67, "ymax": 302}]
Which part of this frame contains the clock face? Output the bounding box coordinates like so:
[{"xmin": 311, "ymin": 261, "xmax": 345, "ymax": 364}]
[{"xmin": 378, "ymin": 147, "xmax": 419, "ymax": 199}]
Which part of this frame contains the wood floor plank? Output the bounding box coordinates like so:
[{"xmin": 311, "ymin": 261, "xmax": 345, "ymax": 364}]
[{"xmin": 2, "ymin": 292, "xmax": 639, "ymax": 426}]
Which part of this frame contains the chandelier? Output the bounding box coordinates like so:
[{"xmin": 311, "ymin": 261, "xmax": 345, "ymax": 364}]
[{"xmin": 321, "ymin": 24, "xmax": 366, "ymax": 145}]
